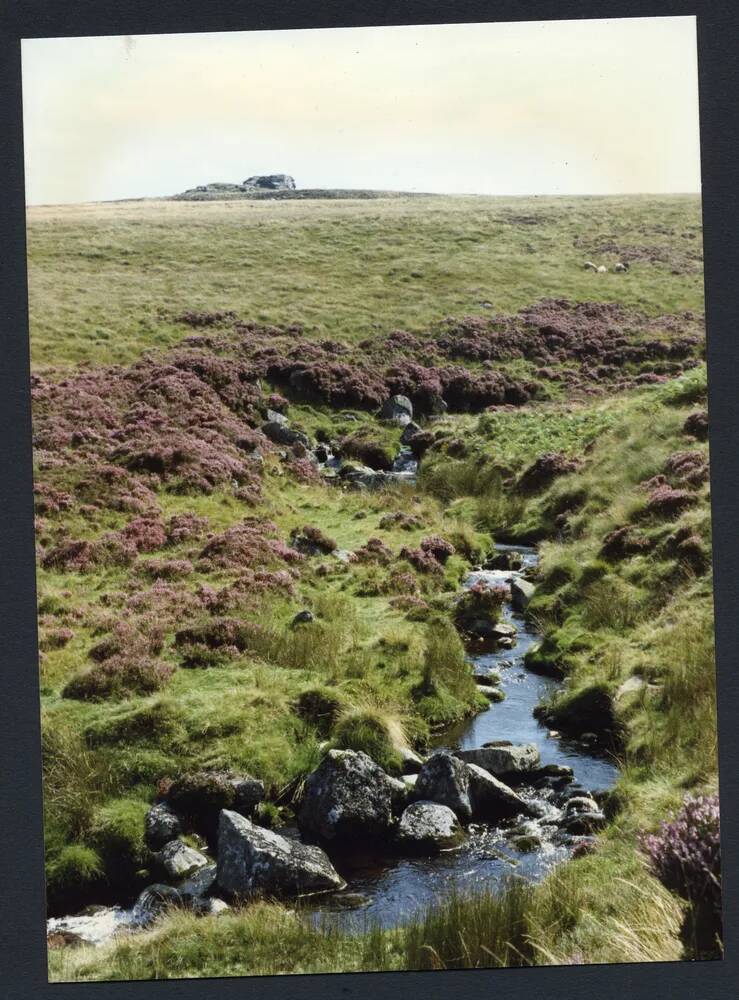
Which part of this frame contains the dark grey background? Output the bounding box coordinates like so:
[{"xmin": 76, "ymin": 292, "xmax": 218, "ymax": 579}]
[{"xmin": 1, "ymin": 2, "xmax": 736, "ymax": 997}]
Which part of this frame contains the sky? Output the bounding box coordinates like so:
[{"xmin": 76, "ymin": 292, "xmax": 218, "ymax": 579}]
[{"xmin": 21, "ymin": 17, "xmax": 701, "ymax": 205}]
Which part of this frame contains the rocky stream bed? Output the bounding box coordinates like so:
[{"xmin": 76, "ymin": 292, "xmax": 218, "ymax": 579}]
[{"xmin": 47, "ymin": 544, "xmax": 619, "ymax": 949}]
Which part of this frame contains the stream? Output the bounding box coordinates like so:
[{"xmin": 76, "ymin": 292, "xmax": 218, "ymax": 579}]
[
  {"xmin": 47, "ymin": 544, "xmax": 619, "ymax": 947},
  {"xmin": 296, "ymin": 544, "xmax": 618, "ymax": 932}
]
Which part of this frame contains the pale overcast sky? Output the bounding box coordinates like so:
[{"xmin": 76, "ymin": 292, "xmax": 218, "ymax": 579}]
[{"xmin": 22, "ymin": 17, "xmax": 701, "ymax": 205}]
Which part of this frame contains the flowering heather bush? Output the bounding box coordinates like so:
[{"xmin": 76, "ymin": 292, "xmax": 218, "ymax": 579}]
[
  {"xmin": 379, "ymin": 511, "xmax": 425, "ymax": 531},
  {"xmin": 518, "ymin": 452, "xmax": 581, "ymax": 494},
  {"xmin": 283, "ymin": 457, "xmax": 321, "ymax": 484},
  {"xmin": 199, "ymin": 519, "xmax": 304, "ymax": 569},
  {"xmin": 354, "ymin": 537, "xmax": 394, "ymax": 564},
  {"xmin": 290, "ymin": 525, "xmax": 337, "ymax": 555},
  {"xmin": 175, "ymin": 310, "xmax": 237, "ymax": 327},
  {"xmin": 646, "ymin": 485, "xmax": 698, "ymax": 517},
  {"xmin": 601, "ymin": 526, "xmax": 653, "ymax": 561},
  {"xmin": 266, "ymin": 392, "xmax": 289, "ymax": 412},
  {"xmin": 420, "ymin": 535, "xmax": 456, "ymax": 564},
  {"xmin": 665, "ymin": 450, "xmax": 709, "ymax": 486},
  {"xmin": 641, "ymin": 794, "xmax": 721, "ymax": 955},
  {"xmin": 33, "ymin": 484, "xmax": 74, "ymax": 516},
  {"xmin": 139, "ymin": 558, "xmax": 194, "ymax": 580},
  {"xmin": 40, "ymin": 536, "xmax": 136, "ymax": 572},
  {"xmin": 166, "ymin": 512, "xmax": 210, "ymax": 545},
  {"xmin": 399, "ymin": 545, "xmax": 443, "ymax": 575},
  {"xmin": 456, "ymin": 581, "xmax": 508, "ymax": 621},
  {"xmin": 114, "ymin": 516, "xmax": 168, "ymax": 553},
  {"xmin": 205, "ymin": 570, "xmax": 297, "ymax": 613},
  {"xmin": 62, "ymin": 654, "xmax": 174, "ymax": 701},
  {"xmin": 663, "ymin": 526, "xmax": 709, "ymax": 575},
  {"xmin": 385, "ymin": 569, "xmax": 420, "ymax": 595},
  {"xmin": 39, "ymin": 627, "xmax": 74, "ymax": 652},
  {"xmin": 684, "ymin": 409, "xmax": 709, "ymax": 440}
]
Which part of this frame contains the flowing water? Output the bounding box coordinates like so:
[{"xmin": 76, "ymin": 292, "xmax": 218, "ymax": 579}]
[{"xmin": 47, "ymin": 544, "xmax": 619, "ymax": 946}]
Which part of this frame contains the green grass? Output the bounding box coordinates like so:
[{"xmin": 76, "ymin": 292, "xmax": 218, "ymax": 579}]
[{"xmin": 28, "ymin": 194, "xmax": 703, "ymax": 369}]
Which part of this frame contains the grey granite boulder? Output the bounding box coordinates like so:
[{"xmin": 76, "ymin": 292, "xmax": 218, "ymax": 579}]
[
  {"xmin": 298, "ymin": 749, "xmax": 400, "ymax": 843},
  {"xmin": 380, "ymin": 395, "xmax": 413, "ymax": 425},
  {"xmin": 456, "ymin": 743, "xmax": 541, "ymax": 782},
  {"xmin": 396, "ymin": 801, "xmax": 465, "ymax": 853},
  {"xmin": 511, "ymin": 578, "xmax": 536, "ymax": 613},
  {"xmin": 217, "ymin": 810, "xmax": 344, "ymax": 898},
  {"xmin": 413, "ymin": 751, "xmax": 472, "ymax": 821},
  {"xmin": 144, "ymin": 802, "xmax": 182, "ymax": 850},
  {"xmin": 466, "ymin": 763, "xmax": 534, "ymax": 821},
  {"xmin": 157, "ymin": 840, "xmax": 209, "ymax": 881}
]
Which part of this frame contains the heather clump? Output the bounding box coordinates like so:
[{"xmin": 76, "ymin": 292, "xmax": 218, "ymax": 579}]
[
  {"xmin": 645, "ymin": 485, "xmax": 698, "ymax": 517},
  {"xmin": 683, "ymin": 409, "xmax": 708, "ymax": 440},
  {"xmin": 419, "ymin": 535, "xmax": 456, "ymax": 564},
  {"xmin": 379, "ymin": 511, "xmax": 425, "ymax": 531},
  {"xmin": 199, "ymin": 519, "xmax": 304, "ymax": 570},
  {"xmin": 641, "ymin": 794, "xmax": 722, "ymax": 958},
  {"xmin": 354, "ymin": 537, "xmax": 394, "ymax": 564},
  {"xmin": 399, "ymin": 546, "xmax": 444, "ymax": 575},
  {"xmin": 290, "ymin": 525, "xmax": 337, "ymax": 556},
  {"xmin": 517, "ymin": 452, "xmax": 581, "ymax": 494},
  {"xmin": 62, "ymin": 655, "xmax": 175, "ymax": 701},
  {"xmin": 664, "ymin": 450, "xmax": 709, "ymax": 486}
]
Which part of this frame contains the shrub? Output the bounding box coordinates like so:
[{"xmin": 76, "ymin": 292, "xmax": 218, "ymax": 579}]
[
  {"xmin": 646, "ymin": 485, "xmax": 697, "ymax": 517},
  {"xmin": 683, "ymin": 410, "xmax": 708, "ymax": 440},
  {"xmin": 517, "ymin": 452, "xmax": 580, "ymax": 494},
  {"xmin": 354, "ymin": 537, "xmax": 393, "ymax": 564},
  {"xmin": 290, "ymin": 524, "xmax": 337, "ymax": 555},
  {"xmin": 62, "ymin": 655, "xmax": 174, "ymax": 701},
  {"xmin": 399, "ymin": 546, "xmax": 443, "ymax": 574},
  {"xmin": 641, "ymin": 794, "xmax": 722, "ymax": 958},
  {"xmin": 420, "ymin": 535, "xmax": 456, "ymax": 564}
]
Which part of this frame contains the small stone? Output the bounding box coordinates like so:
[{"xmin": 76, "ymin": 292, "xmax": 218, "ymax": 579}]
[{"xmin": 157, "ymin": 840, "xmax": 209, "ymax": 880}]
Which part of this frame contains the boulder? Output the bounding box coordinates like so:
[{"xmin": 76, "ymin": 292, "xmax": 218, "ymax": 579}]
[
  {"xmin": 413, "ymin": 751, "xmax": 472, "ymax": 821},
  {"xmin": 396, "ymin": 801, "xmax": 465, "ymax": 853},
  {"xmin": 192, "ymin": 896, "xmax": 230, "ymax": 917},
  {"xmin": 561, "ymin": 795, "xmax": 605, "ymax": 834},
  {"xmin": 132, "ymin": 883, "xmax": 182, "ymax": 923},
  {"xmin": 400, "ymin": 747, "xmax": 425, "ymax": 775},
  {"xmin": 466, "ymin": 762, "xmax": 534, "ymax": 821},
  {"xmin": 298, "ymin": 749, "xmax": 399, "ymax": 843},
  {"xmin": 157, "ymin": 840, "xmax": 210, "ymax": 881},
  {"xmin": 266, "ymin": 409, "xmax": 289, "ymax": 426},
  {"xmin": 400, "ymin": 421, "xmax": 422, "ymax": 445},
  {"xmin": 380, "ymin": 395, "xmax": 413, "ymax": 425},
  {"xmin": 243, "ymin": 174, "xmax": 296, "ymax": 191},
  {"xmin": 291, "ymin": 610, "xmax": 315, "ymax": 628},
  {"xmin": 457, "ymin": 742, "xmax": 540, "ymax": 782},
  {"xmin": 217, "ymin": 810, "xmax": 344, "ymax": 898},
  {"xmin": 511, "ymin": 578, "xmax": 536, "ymax": 613},
  {"xmin": 144, "ymin": 802, "xmax": 182, "ymax": 850},
  {"xmin": 262, "ymin": 420, "xmax": 311, "ymax": 448},
  {"xmin": 163, "ymin": 770, "xmax": 265, "ymax": 841},
  {"xmin": 178, "ymin": 863, "xmax": 218, "ymax": 904}
]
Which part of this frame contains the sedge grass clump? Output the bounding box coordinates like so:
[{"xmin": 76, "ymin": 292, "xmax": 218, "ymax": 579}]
[
  {"xmin": 293, "ymin": 686, "xmax": 347, "ymax": 736},
  {"xmin": 332, "ymin": 707, "xmax": 408, "ymax": 774}
]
